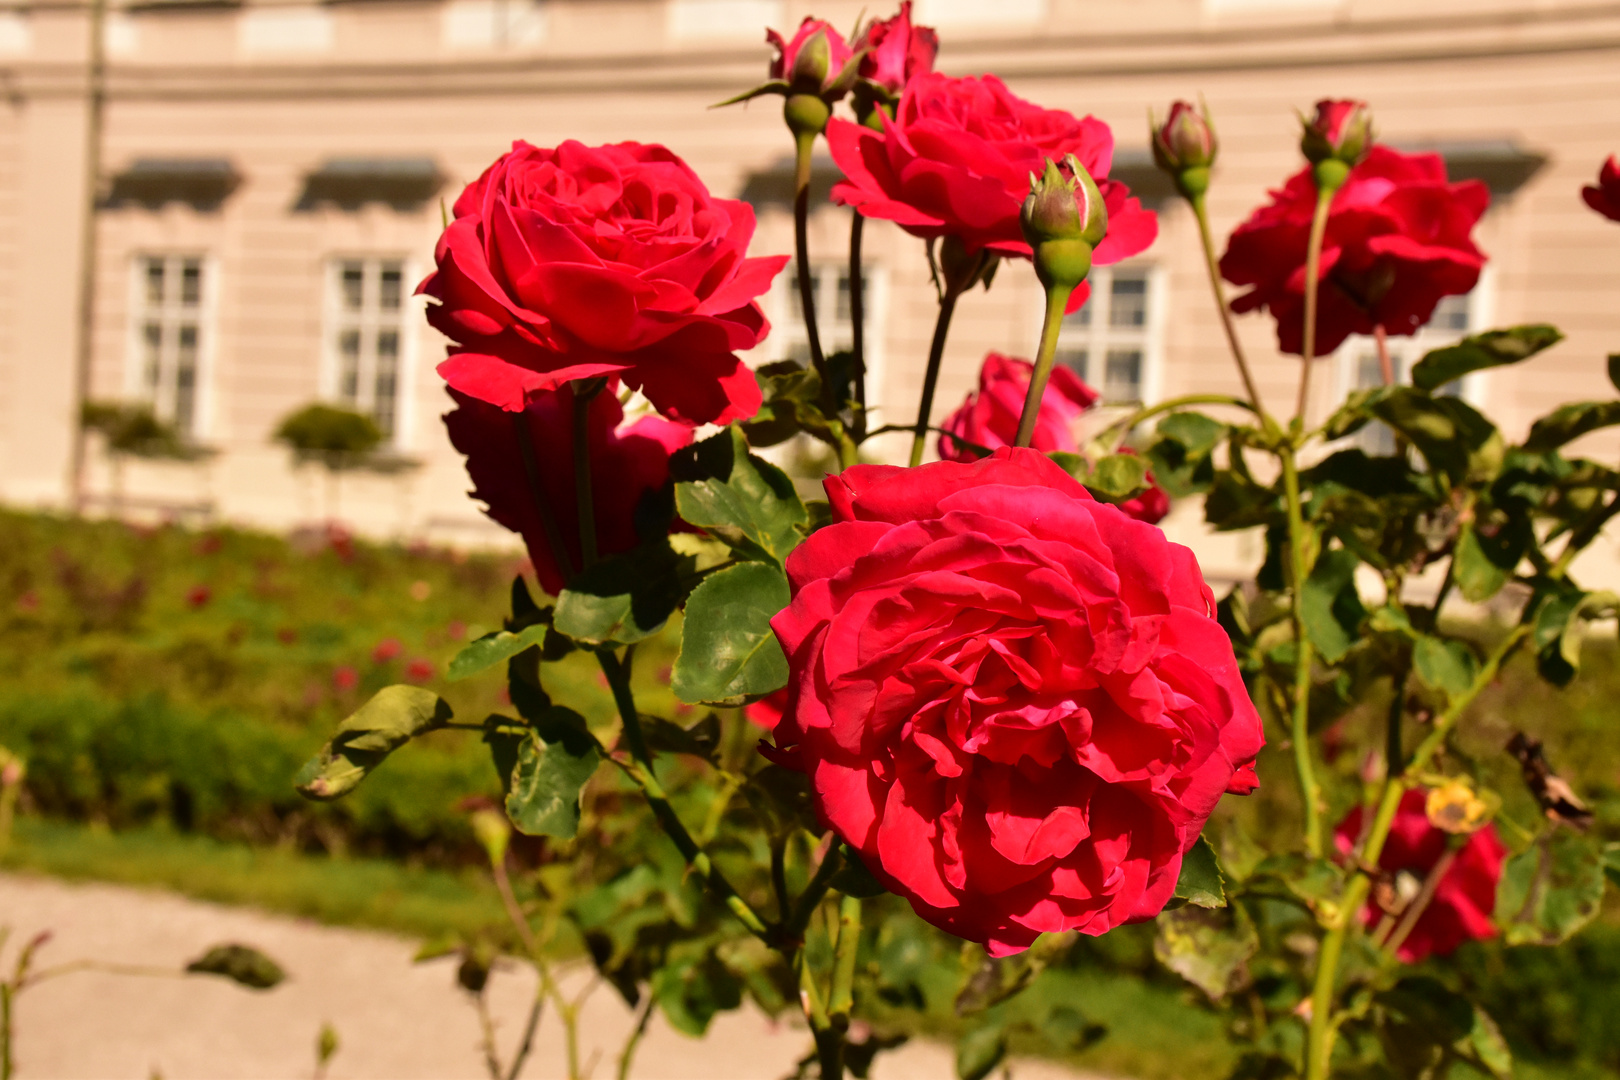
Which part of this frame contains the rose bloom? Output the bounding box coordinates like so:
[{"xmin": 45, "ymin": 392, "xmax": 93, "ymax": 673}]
[
  {"xmin": 1583, "ymin": 155, "xmax": 1620, "ymax": 223},
  {"xmin": 1220, "ymin": 145, "xmax": 1489, "ymax": 356},
  {"xmin": 421, "ymin": 141, "xmax": 787, "ymax": 426},
  {"xmin": 443, "ymin": 384, "xmax": 691, "ymax": 596},
  {"xmin": 1336, "ymin": 789, "xmax": 1506, "ymax": 963},
  {"xmin": 855, "ymin": 2, "xmax": 937, "ymax": 98},
  {"xmin": 828, "ymin": 73, "xmax": 1158, "ymax": 311},
  {"xmin": 767, "ymin": 448, "xmax": 1263, "ymax": 954},
  {"xmin": 938, "ymin": 354, "xmax": 1169, "ymax": 525}
]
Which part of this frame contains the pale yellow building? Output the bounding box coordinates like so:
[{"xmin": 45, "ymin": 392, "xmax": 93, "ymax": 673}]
[{"xmin": 1, "ymin": 0, "xmax": 1617, "ymax": 579}]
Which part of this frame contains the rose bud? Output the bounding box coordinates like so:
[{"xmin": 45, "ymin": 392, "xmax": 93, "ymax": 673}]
[
  {"xmin": 721, "ymin": 18, "xmax": 862, "ymax": 138},
  {"xmin": 1300, "ymin": 99, "xmax": 1373, "ymax": 188},
  {"xmin": 1021, "ymin": 155, "xmax": 1107, "ymax": 294},
  {"xmin": 1582, "ymin": 154, "xmax": 1620, "ymax": 223},
  {"xmin": 1150, "ymin": 100, "xmax": 1217, "ymax": 200},
  {"xmin": 850, "ymin": 2, "xmax": 939, "ymax": 129}
]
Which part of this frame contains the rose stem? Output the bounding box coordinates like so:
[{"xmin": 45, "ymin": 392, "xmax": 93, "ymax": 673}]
[
  {"xmin": 597, "ymin": 648, "xmax": 773, "ymax": 941},
  {"xmin": 1014, "ymin": 282, "xmax": 1071, "ymax": 448},
  {"xmin": 799, "ymin": 951, "xmax": 843, "ymax": 1078},
  {"xmin": 1279, "ymin": 445, "xmax": 1323, "ymax": 860},
  {"xmin": 849, "ymin": 212, "xmax": 868, "ymax": 441},
  {"xmin": 571, "ymin": 378, "xmax": 606, "ymax": 569},
  {"xmin": 908, "ymin": 278, "xmax": 964, "ymax": 467},
  {"xmin": 1295, "ymin": 184, "xmax": 1335, "ymax": 423},
  {"xmin": 828, "ymin": 894, "xmax": 862, "ymax": 1028},
  {"xmin": 793, "ymin": 131, "xmax": 829, "ymax": 392},
  {"xmin": 1189, "ymin": 191, "xmax": 1265, "ymax": 414},
  {"xmin": 1304, "ymin": 622, "xmax": 1530, "ymax": 1080},
  {"xmin": 1374, "ymin": 322, "xmax": 1394, "ymax": 386},
  {"xmin": 1380, "ymin": 847, "xmax": 1459, "ymax": 959},
  {"xmin": 514, "ymin": 411, "xmax": 577, "ymax": 583}
]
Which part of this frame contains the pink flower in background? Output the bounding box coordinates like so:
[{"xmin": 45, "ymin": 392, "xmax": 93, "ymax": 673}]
[
  {"xmin": 422, "ymin": 140, "xmax": 787, "ymax": 426},
  {"xmin": 186, "ymin": 584, "xmax": 212, "ymax": 609},
  {"xmin": 332, "ymin": 665, "xmax": 359, "ymax": 692},
  {"xmin": 404, "ymin": 657, "xmax": 435, "ymax": 684},
  {"xmin": 371, "ymin": 638, "xmax": 403, "ymax": 664},
  {"xmin": 767, "ymin": 448, "xmax": 1263, "ymax": 955},
  {"xmin": 938, "ymin": 352, "xmax": 1097, "ymax": 461},
  {"xmin": 1583, "ymin": 155, "xmax": 1620, "ymax": 222}
]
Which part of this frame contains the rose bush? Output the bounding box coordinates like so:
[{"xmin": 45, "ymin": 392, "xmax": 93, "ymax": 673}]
[
  {"xmin": 765, "ymin": 448, "xmax": 1263, "ymax": 955},
  {"xmin": 1335, "ymin": 790, "xmax": 1507, "ymax": 963},
  {"xmin": 827, "ymin": 73, "xmax": 1157, "ymax": 310},
  {"xmin": 1220, "ymin": 144, "xmax": 1489, "ymax": 356},
  {"xmin": 421, "ymin": 140, "xmax": 787, "ymax": 426},
  {"xmin": 443, "ymin": 385, "xmax": 690, "ymax": 594}
]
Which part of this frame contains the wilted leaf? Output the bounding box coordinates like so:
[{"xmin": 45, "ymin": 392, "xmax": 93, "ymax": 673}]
[
  {"xmin": 1497, "ymin": 830, "xmax": 1607, "ymax": 946},
  {"xmin": 1153, "ymin": 905, "xmax": 1257, "ymax": 1000},
  {"xmin": 505, "ymin": 709, "xmax": 601, "ymax": 839},
  {"xmin": 295, "ymin": 686, "xmax": 452, "ymax": 800},
  {"xmin": 671, "ymin": 561, "xmax": 790, "ymax": 706},
  {"xmin": 186, "ymin": 944, "xmax": 285, "ymax": 990},
  {"xmin": 1410, "ymin": 324, "xmax": 1562, "ymax": 391}
]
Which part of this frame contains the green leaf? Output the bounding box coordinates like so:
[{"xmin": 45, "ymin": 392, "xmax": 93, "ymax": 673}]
[
  {"xmin": 672, "ymin": 426, "xmax": 808, "ymax": 564},
  {"xmin": 1298, "ymin": 547, "xmax": 1366, "ymax": 664},
  {"xmin": 1498, "ymin": 830, "xmax": 1607, "ymax": 946},
  {"xmin": 1412, "ymin": 634, "xmax": 1479, "ymax": 700},
  {"xmin": 652, "ymin": 952, "xmax": 743, "ymax": 1037},
  {"xmin": 295, "ymin": 685, "xmax": 452, "ymax": 800},
  {"xmin": 505, "ymin": 708, "xmax": 601, "ymax": 839},
  {"xmin": 1410, "ymin": 324, "xmax": 1563, "ymax": 391},
  {"xmin": 1465, "ymin": 1006, "xmax": 1513, "ymax": 1079},
  {"xmin": 954, "ymin": 1021, "xmax": 1008, "ymax": 1080},
  {"xmin": 1146, "ymin": 413, "xmax": 1226, "ymax": 498},
  {"xmin": 1532, "ymin": 586, "xmax": 1618, "ymax": 686},
  {"xmin": 185, "ymin": 944, "xmax": 285, "ymax": 990},
  {"xmin": 639, "ymin": 712, "xmax": 722, "ymax": 761},
  {"xmin": 1452, "ymin": 523, "xmax": 1511, "ymax": 603},
  {"xmin": 671, "ymin": 561, "xmax": 790, "ymax": 706},
  {"xmin": 1525, "ymin": 400, "xmax": 1620, "ymax": 452},
  {"xmin": 828, "ymin": 847, "xmax": 888, "ymax": 899},
  {"xmin": 1370, "ymin": 388, "xmax": 1503, "ymax": 485},
  {"xmin": 1085, "ymin": 453, "xmax": 1152, "ymax": 502},
  {"xmin": 553, "ymin": 542, "xmax": 687, "ymax": 646},
  {"xmin": 1153, "ymin": 905, "xmax": 1257, "ymax": 1001},
  {"xmin": 447, "ymin": 623, "xmax": 550, "ymax": 682},
  {"xmin": 1170, "ymin": 834, "xmax": 1227, "ymax": 909}
]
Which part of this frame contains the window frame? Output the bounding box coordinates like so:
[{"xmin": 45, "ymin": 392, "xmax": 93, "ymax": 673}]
[
  {"xmin": 123, "ymin": 251, "xmax": 218, "ymax": 441},
  {"xmin": 771, "ymin": 260, "xmax": 889, "ymax": 411},
  {"xmin": 1053, "ymin": 261, "xmax": 1167, "ymax": 407},
  {"xmin": 320, "ymin": 254, "xmax": 420, "ymax": 449}
]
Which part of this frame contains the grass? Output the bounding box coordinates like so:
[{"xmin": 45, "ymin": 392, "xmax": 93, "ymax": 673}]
[{"xmin": 0, "ymin": 817, "xmax": 508, "ymax": 944}]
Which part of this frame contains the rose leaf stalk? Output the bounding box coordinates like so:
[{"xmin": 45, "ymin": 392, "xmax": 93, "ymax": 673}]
[
  {"xmin": 1280, "ymin": 445, "xmax": 1322, "ymax": 858},
  {"xmin": 1295, "ymin": 162, "xmax": 1347, "ymax": 424},
  {"xmin": 787, "ymin": 95, "xmax": 831, "ymax": 392},
  {"xmin": 849, "ymin": 212, "xmax": 868, "ymax": 441},
  {"xmin": 1014, "ymin": 155, "xmax": 1104, "ymax": 449},
  {"xmin": 1190, "ymin": 192, "xmax": 1266, "ymax": 416}
]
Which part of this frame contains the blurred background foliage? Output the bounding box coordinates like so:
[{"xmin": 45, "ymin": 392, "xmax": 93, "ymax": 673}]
[{"xmin": 0, "ymin": 507, "xmax": 1615, "ymax": 1079}]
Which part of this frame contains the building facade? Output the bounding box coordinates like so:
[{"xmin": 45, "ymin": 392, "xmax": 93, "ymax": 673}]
[{"xmin": 1, "ymin": 0, "xmax": 1618, "ymax": 579}]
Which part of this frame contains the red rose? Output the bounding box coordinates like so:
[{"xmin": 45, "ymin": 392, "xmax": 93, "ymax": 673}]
[
  {"xmin": 421, "ymin": 140, "xmax": 787, "ymax": 426},
  {"xmin": 766, "ymin": 448, "xmax": 1263, "ymax": 955},
  {"xmin": 1335, "ymin": 789, "xmax": 1506, "ymax": 963},
  {"xmin": 1583, "ymin": 155, "xmax": 1620, "ymax": 222},
  {"xmin": 938, "ymin": 352, "xmax": 1096, "ymax": 461},
  {"xmin": 938, "ymin": 355, "xmax": 1169, "ymax": 525},
  {"xmin": 404, "ymin": 657, "xmax": 436, "ymax": 684},
  {"xmin": 745, "ymin": 688, "xmax": 789, "ymax": 731},
  {"xmin": 768, "ymin": 18, "xmax": 854, "ymax": 98},
  {"xmin": 855, "ymin": 2, "xmax": 937, "ymax": 97},
  {"xmin": 827, "ymin": 74, "xmax": 1158, "ymax": 311},
  {"xmin": 371, "ymin": 638, "xmax": 404, "ymax": 664},
  {"xmin": 332, "ymin": 665, "xmax": 359, "ymax": 692},
  {"xmin": 1220, "ymin": 145, "xmax": 1489, "ymax": 357},
  {"xmin": 443, "ymin": 384, "xmax": 691, "ymax": 596}
]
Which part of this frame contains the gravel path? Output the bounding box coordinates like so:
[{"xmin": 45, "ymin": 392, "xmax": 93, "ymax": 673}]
[{"xmin": 0, "ymin": 872, "xmax": 1102, "ymax": 1080}]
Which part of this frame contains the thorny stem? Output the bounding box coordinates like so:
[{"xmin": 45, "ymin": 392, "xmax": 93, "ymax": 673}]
[
  {"xmin": 571, "ymin": 379, "xmax": 606, "ymax": 569},
  {"xmin": 787, "ymin": 840, "xmax": 844, "ymax": 940},
  {"xmin": 1014, "ymin": 284, "xmax": 1073, "ymax": 449},
  {"xmin": 1296, "ymin": 185, "xmax": 1336, "ymax": 423},
  {"xmin": 800, "ymin": 950, "xmax": 843, "ymax": 1080},
  {"xmin": 909, "ymin": 282, "xmax": 964, "ymax": 467},
  {"xmin": 794, "ymin": 132, "xmax": 828, "ymax": 394},
  {"xmin": 616, "ymin": 993, "xmax": 656, "ymax": 1080},
  {"xmin": 1304, "ymin": 622, "xmax": 1531, "ymax": 1080},
  {"xmin": 597, "ymin": 649, "xmax": 772, "ymax": 941},
  {"xmin": 1190, "ymin": 192, "xmax": 1265, "ymax": 413},
  {"xmin": 514, "ymin": 412, "xmax": 576, "ymax": 582},
  {"xmin": 850, "ymin": 213, "xmax": 868, "ymax": 441},
  {"xmin": 828, "ymin": 895, "xmax": 862, "ymax": 1028},
  {"xmin": 771, "ymin": 835, "xmax": 792, "ymax": 923},
  {"xmin": 1280, "ymin": 446, "xmax": 1323, "ymax": 858}
]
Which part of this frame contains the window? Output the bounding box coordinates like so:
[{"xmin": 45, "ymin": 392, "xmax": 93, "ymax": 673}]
[
  {"xmin": 777, "ymin": 265, "xmax": 863, "ymax": 366},
  {"xmin": 1341, "ymin": 291, "xmax": 1483, "ymax": 455},
  {"xmin": 327, "ymin": 258, "xmax": 409, "ymax": 441},
  {"xmin": 1055, "ymin": 265, "xmax": 1160, "ymax": 406},
  {"xmin": 132, "ymin": 254, "xmax": 207, "ymax": 439}
]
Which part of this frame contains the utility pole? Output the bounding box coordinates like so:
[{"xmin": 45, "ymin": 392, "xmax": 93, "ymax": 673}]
[{"xmin": 67, "ymin": 0, "xmax": 107, "ymax": 512}]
